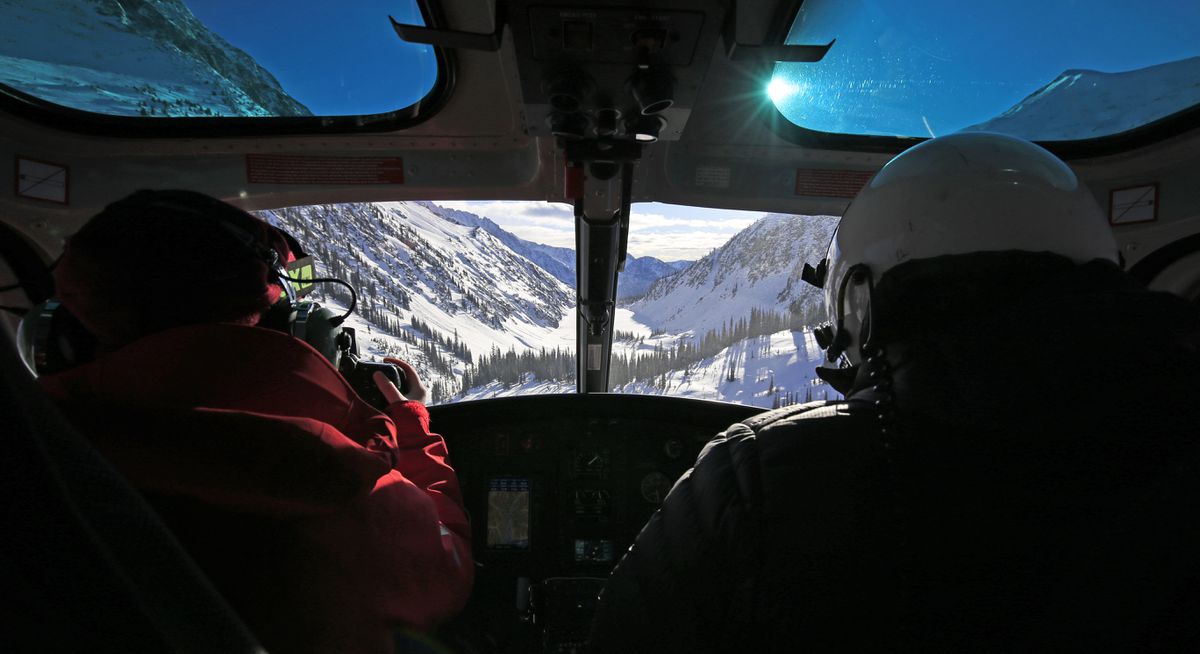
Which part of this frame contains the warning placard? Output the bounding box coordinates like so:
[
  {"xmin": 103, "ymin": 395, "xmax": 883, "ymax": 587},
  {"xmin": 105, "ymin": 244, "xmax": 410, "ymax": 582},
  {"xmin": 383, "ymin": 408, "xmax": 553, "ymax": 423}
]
[
  {"xmin": 246, "ymin": 154, "xmax": 405, "ymax": 185},
  {"xmin": 1109, "ymin": 184, "xmax": 1157, "ymax": 225},
  {"xmin": 16, "ymin": 157, "xmax": 69, "ymax": 204},
  {"xmin": 795, "ymin": 169, "xmax": 874, "ymax": 199}
]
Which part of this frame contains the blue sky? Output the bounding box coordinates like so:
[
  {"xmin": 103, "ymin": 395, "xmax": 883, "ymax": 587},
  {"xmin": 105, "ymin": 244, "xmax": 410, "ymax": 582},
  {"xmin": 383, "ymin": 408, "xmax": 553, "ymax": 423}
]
[
  {"xmin": 184, "ymin": 1, "xmax": 436, "ymax": 115},
  {"xmin": 436, "ymin": 202, "xmax": 771, "ymax": 262},
  {"xmin": 770, "ymin": 0, "xmax": 1200, "ymax": 137}
]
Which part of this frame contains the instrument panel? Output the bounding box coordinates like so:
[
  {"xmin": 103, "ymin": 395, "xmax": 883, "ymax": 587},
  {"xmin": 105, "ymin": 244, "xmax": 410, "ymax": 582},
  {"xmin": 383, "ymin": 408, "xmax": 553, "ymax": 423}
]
[{"xmin": 430, "ymin": 394, "xmax": 763, "ymax": 653}]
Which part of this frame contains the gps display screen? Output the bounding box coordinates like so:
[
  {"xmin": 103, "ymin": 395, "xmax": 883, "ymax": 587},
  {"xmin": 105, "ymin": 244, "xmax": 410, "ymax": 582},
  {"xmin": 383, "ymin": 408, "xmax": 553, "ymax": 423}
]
[
  {"xmin": 486, "ymin": 478, "xmax": 531, "ymax": 550},
  {"xmin": 573, "ymin": 539, "xmax": 614, "ymax": 563}
]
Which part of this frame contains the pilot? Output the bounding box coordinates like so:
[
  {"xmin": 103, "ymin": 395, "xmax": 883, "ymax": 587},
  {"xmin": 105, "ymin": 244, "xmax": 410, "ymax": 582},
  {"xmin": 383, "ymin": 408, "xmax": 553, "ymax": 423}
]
[
  {"xmin": 36, "ymin": 190, "xmax": 472, "ymax": 654},
  {"xmin": 590, "ymin": 133, "xmax": 1200, "ymax": 652}
]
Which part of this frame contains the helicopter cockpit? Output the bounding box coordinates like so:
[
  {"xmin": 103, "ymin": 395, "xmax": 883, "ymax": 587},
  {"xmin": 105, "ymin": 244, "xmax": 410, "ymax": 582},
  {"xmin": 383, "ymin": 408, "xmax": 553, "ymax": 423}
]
[{"xmin": 2, "ymin": 1, "xmax": 1200, "ymax": 652}]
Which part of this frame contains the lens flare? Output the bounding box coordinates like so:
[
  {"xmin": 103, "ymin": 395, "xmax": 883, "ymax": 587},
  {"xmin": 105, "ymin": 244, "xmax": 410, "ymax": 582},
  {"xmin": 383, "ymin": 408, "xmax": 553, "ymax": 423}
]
[{"xmin": 767, "ymin": 78, "xmax": 802, "ymax": 104}]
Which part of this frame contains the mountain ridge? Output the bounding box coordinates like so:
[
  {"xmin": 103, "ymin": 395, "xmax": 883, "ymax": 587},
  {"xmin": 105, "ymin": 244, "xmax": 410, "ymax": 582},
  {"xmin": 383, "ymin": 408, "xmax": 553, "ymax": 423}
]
[
  {"xmin": 630, "ymin": 213, "xmax": 838, "ymax": 337},
  {"xmin": 965, "ymin": 55, "xmax": 1200, "ymax": 140},
  {"xmin": 422, "ymin": 201, "xmax": 691, "ymax": 298},
  {"xmin": 0, "ymin": 0, "xmax": 310, "ymax": 117}
]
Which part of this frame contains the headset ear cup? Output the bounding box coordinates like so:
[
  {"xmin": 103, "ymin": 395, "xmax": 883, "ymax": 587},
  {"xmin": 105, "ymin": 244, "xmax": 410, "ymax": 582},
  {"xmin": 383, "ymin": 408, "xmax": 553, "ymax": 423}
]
[{"xmin": 257, "ymin": 261, "xmax": 299, "ymax": 334}]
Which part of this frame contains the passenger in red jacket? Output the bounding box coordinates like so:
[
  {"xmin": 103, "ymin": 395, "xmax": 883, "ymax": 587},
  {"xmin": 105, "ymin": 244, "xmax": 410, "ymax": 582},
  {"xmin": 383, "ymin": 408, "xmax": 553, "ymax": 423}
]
[{"xmin": 36, "ymin": 190, "xmax": 472, "ymax": 654}]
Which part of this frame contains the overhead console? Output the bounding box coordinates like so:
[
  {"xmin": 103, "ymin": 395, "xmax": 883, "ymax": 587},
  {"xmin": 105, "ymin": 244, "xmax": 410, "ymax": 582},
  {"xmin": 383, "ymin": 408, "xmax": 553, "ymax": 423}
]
[
  {"xmin": 430, "ymin": 394, "xmax": 763, "ymax": 653},
  {"xmin": 512, "ymin": 4, "xmax": 718, "ymax": 143}
]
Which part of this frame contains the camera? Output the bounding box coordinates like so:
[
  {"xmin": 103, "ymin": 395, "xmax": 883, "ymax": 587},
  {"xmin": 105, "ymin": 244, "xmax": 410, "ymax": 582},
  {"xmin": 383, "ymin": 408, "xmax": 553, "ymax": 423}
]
[
  {"xmin": 289, "ymin": 302, "xmax": 412, "ymax": 410},
  {"xmin": 340, "ymin": 350, "xmax": 410, "ymax": 410},
  {"xmin": 331, "ymin": 326, "xmax": 410, "ymax": 410}
]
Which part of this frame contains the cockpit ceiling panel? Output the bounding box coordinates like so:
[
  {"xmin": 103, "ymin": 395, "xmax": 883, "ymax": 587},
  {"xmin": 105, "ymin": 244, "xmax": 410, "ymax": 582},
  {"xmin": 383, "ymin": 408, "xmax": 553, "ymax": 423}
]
[
  {"xmin": 509, "ymin": 1, "xmax": 725, "ymax": 143},
  {"xmin": 527, "ymin": 7, "xmax": 705, "ymax": 66}
]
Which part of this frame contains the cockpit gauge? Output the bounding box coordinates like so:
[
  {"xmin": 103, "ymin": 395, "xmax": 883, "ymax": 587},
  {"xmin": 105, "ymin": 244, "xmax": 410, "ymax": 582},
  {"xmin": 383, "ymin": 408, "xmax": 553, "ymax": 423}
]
[
  {"xmin": 573, "ymin": 450, "xmax": 610, "ymax": 477},
  {"xmin": 640, "ymin": 472, "xmax": 673, "ymax": 505},
  {"xmin": 663, "ymin": 438, "xmax": 683, "ymax": 459}
]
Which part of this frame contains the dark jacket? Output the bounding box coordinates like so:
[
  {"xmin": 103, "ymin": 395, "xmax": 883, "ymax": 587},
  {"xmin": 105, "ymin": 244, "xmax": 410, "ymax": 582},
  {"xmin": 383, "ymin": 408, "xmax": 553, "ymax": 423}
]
[
  {"xmin": 591, "ymin": 256, "xmax": 1200, "ymax": 653},
  {"xmin": 40, "ymin": 323, "xmax": 473, "ymax": 654}
]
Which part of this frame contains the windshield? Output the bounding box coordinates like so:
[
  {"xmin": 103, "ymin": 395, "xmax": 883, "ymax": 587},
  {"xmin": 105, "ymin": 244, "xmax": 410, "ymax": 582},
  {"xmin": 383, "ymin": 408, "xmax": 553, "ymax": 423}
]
[
  {"xmin": 259, "ymin": 202, "xmax": 577, "ymax": 405},
  {"xmin": 769, "ymin": 0, "xmax": 1200, "ymax": 141},
  {"xmin": 263, "ymin": 200, "xmax": 838, "ymax": 409},
  {"xmin": 609, "ymin": 205, "xmax": 839, "ymax": 408},
  {"xmin": 0, "ymin": 0, "xmax": 437, "ymax": 117}
]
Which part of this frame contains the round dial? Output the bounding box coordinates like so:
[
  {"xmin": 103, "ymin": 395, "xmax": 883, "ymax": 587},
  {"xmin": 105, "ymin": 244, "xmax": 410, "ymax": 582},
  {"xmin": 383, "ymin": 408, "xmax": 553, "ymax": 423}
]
[
  {"xmin": 574, "ymin": 451, "xmax": 609, "ymax": 476},
  {"xmin": 663, "ymin": 438, "xmax": 683, "ymax": 459},
  {"xmin": 640, "ymin": 472, "xmax": 673, "ymax": 505}
]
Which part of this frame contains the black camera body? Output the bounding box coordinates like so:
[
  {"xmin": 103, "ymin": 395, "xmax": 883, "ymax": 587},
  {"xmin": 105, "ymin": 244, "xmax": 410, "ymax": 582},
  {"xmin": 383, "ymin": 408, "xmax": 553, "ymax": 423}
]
[
  {"xmin": 290, "ymin": 302, "xmax": 409, "ymax": 408},
  {"xmin": 340, "ymin": 350, "xmax": 409, "ymax": 409},
  {"xmin": 334, "ymin": 326, "xmax": 410, "ymax": 410}
]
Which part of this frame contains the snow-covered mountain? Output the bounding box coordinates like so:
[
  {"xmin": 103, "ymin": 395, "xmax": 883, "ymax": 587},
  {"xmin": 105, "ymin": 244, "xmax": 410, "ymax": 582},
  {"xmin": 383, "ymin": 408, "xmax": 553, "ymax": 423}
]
[
  {"xmin": 254, "ymin": 201, "xmax": 838, "ymax": 407},
  {"xmin": 612, "ymin": 330, "xmax": 833, "ymax": 406},
  {"xmin": 463, "ymin": 323, "xmax": 836, "ymax": 408},
  {"xmin": 0, "ymin": 0, "xmax": 309, "ymax": 117},
  {"xmin": 256, "ymin": 202, "xmax": 577, "ymax": 404},
  {"xmin": 619, "ymin": 256, "xmax": 690, "ymax": 300},
  {"xmin": 630, "ymin": 214, "xmax": 838, "ymax": 338},
  {"xmin": 259, "ymin": 202, "xmax": 573, "ymax": 349},
  {"xmin": 422, "ymin": 201, "xmax": 691, "ymax": 298},
  {"xmin": 420, "ymin": 202, "xmax": 577, "ymax": 284},
  {"xmin": 965, "ymin": 56, "xmax": 1200, "ymax": 140}
]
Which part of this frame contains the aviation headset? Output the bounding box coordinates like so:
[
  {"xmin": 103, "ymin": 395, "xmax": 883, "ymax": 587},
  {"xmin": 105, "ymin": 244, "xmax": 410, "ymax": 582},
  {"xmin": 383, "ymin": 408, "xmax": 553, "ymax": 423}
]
[{"xmin": 19, "ymin": 192, "xmax": 351, "ymax": 375}]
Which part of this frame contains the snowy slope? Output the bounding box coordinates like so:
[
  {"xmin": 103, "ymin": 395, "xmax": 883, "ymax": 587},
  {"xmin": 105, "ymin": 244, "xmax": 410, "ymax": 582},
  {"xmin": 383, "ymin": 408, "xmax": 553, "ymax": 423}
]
[
  {"xmin": 965, "ymin": 56, "xmax": 1200, "ymax": 140},
  {"xmin": 256, "ymin": 202, "xmax": 577, "ymax": 401},
  {"xmin": 618, "ymin": 256, "xmax": 690, "ymax": 300},
  {"xmin": 256, "ymin": 201, "xmax": 835, "ymax": 407},
  {"xmin": 611, "ymin": 328, "xmax": 835, "ymax": 408},
  {"xmin": 630, "ymin": 214, "xmax": 838, "ymax": 337},
  {"xmin": 421, "ymin": 202, "xmax": 577, "ymax": 285},
  {"xmin": 459, "ymin": 319, "xmax": 837, "ymax": 409},
  {"xmin": 259, "ymin": 202, "xmax": 573, "ymax": 352},
  {"xmin": 424, "ymin": 201, "xmax": 691, "ymax": 296},
  {"xmin": 0, "ymin": 0, "xmax": 309, "ymax": 117}
]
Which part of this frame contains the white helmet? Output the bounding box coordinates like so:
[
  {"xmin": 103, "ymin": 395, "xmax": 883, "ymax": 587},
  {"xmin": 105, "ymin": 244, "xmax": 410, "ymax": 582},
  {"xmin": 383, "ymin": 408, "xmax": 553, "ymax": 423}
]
[{"xmin": 811, "ymin": 132, "xmax": 1118, "ymax": 364}]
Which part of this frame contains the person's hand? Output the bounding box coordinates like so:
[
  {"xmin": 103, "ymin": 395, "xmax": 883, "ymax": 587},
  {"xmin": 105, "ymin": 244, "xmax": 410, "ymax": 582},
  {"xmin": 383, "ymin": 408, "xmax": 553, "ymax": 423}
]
[{"xmin": 378, "ymin": 357, "xmax": 428, "ymax": 405}]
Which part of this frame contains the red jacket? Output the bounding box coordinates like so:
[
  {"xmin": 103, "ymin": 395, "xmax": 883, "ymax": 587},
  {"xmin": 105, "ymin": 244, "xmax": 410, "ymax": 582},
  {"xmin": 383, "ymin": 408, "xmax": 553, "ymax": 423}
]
[{"xmin": 39, "ymin": 323, "xmax": 473, "ymax": 654}]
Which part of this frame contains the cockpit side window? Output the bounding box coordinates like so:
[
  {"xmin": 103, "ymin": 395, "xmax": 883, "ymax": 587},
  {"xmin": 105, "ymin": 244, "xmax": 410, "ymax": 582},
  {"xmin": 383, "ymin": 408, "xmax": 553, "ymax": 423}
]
[
  {"xmin": 0, "ymin": 1, "xmax": 443, "ymax": 126},
  {"xmin": 770, "ymin": 0, "xmax": 1200, "ymax": 144}
]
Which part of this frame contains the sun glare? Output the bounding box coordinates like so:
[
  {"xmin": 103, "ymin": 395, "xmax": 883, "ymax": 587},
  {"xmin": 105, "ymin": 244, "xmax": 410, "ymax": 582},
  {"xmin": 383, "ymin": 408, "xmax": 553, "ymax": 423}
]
[{"xmin": 767, "ymin": 77, "xmax": 803, "ymax": 104}]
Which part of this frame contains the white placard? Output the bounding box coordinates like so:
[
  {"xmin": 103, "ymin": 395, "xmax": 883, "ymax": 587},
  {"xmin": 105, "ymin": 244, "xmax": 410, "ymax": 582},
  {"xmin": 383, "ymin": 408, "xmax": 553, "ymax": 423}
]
[
  {"xmin": 16, "ymin": 157, "xmax": 69, "ymax": 204},
  {"xmin": 1110, "ymin": 184, "xmax": 1157, "ymax": 225}
]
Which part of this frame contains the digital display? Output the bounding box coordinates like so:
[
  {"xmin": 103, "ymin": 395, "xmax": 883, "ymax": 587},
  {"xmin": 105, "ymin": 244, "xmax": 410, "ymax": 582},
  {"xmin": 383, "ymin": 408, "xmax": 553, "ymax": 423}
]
[
  {"xmin": 487, "ymin": 478, "xmax": 530, "ymax": 550},
  {"xmin": 573, "ymin": 539, "xmax": 614, "ymax": 563},
  {"xmin": 573, "ymin": 489, "xmax": 611, "ymax": 518}
]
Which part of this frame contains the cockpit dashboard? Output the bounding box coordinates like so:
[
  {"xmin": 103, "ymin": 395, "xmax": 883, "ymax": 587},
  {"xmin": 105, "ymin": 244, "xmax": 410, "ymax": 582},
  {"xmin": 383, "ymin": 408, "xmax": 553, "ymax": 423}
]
[{"xmin": 430, "ymin": 394, "xmax": 763, "ymax": 653}]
